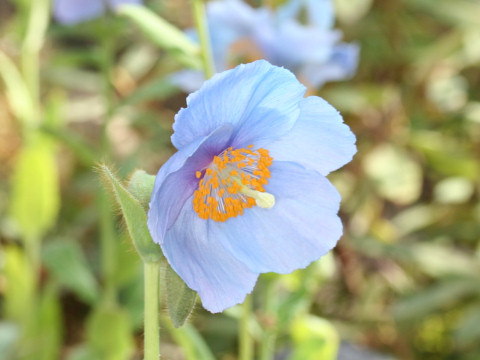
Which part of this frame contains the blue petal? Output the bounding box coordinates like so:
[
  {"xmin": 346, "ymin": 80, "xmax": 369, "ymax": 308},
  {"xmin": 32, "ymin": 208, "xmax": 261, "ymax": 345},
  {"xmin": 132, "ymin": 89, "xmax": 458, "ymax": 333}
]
[
  {"xmin": 209, "ymin": 161, "xmax": 343, "ymax": 274},
  {"xmin": 254, "ymin": 21, "xmax": 340, "ymax": 69},
  {"xmin": 169, "ymin": 70, "xmax": 206, "ymax": 94},
  {"xmin": 268, "ymin": 96, "xmax": 356, "ymax": 176},
  {"xmin": 277, "ymin": 0, "xmax": 335, "ymax": 29},
  {"xmin": 171, "ymin": 60, "xmax": 305, "ymax": 150},
  {"xmin": 162, "ymin": 197, "xmax": 258, "ymax": 313},
  {"xmin": 299, "ymin": 43, "xmax": 360, "ymax": 87},
  {"xmin": 108, "ymin": 0, "xmax": 143, "ymax": 9},
  {"xmin": 148, "ymin": 125, "xmax": 233, "ymax": 244},
  {"xmin": 207, "ymin": 0, "xmax": 270, "ymax": 38},
  {"xmin": 53, "ymin": 0, "xmax": 105, "ymax": 25}
]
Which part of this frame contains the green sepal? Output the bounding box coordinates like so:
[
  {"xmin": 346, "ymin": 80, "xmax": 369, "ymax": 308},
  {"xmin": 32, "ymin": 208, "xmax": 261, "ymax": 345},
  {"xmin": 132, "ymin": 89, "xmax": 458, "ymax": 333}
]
[
  {"xmin": 165, "ymin": 265, "xmax": 197, "ymax": 328},
  {"xmin": 128, "ymin": 170, "xmax": 156, "ymax": 212},
  {"xmin": 99, "ymin": 164, "xmax": 162, "ymax": 263}
]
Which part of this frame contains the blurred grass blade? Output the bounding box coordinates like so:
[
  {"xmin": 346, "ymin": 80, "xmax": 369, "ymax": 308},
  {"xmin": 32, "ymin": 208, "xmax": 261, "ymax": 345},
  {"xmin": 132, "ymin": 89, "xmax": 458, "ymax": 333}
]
[
  {"xmin": 0, "ymin": 51, "xmax": 36, "ymax": 125},
  {"xmin": 164, "ymin": 322, "xmax": 215, "ymax": 360},
  {"xmin": 41, "ymin": 125, "xmax": 97, "ymax": 167},
  {"xmin": 165, "ymin": 265, "xmax": 197, "ymax": 328},
  {"xmin": 86, "ymin": 306, "xmax": 134, "ymax": 360},
  {"xmin": 392, "ymin": 277, "xmax": 479, "ymax": 321},
  {"xmin": 117, "ymin": 5, "xmax": 202, "ymax": 69},
  {"xmin": 34, "ymin": 283, "xmax": 63, "ymax": 360},
  {"xmin": 99, "ymin": 164, "xmax": 162, "ymax": 262},
  {"xmin": 43, "ymin": 240, "xmax": 100, "ymax": 304},
  {"xmin": 10, "ymin": 137, "xmax": 60, "ymax": 240},
  {"xmin": 121, "ymin": 76, "xmax": 180, "ymax": 106}
]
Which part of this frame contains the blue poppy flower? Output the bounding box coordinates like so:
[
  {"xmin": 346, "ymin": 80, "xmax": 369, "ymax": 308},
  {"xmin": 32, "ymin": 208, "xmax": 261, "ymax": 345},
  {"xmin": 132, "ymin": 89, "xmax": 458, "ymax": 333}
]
[
  {"xmin": 170, "ymin": 0, "xmax": 359, "ymax": 92},
  {"xmin": 53, "ymin": 0, "xmax": 142, "ymax": 25},
  {"xmin": 148, "ymin": 60, "xmax": 356, "ymax": 313}
]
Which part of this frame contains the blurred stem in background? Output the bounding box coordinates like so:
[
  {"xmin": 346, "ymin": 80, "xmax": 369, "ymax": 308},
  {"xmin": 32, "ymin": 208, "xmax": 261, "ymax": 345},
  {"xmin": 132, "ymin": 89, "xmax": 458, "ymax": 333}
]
[
  {"xmin": 259, "ymin": 278, "xmax": 278, "ymax": 360},
  {"xmin": 21, "ymin": 0, "xmax": 49, "ymax": 113},
  {"xmin": 144, "ymin": 261, "xmax": 161, "ymax": 360},
  {"xmin": 239, "ymin": 295, "xmax": 254, "ymax": 360},
  {"xmin": 191, "ymin": 0, "xmax": 215, "ymax": 79},
  {"xmin": 19, "ymin": 0, "xmax": 50, "ymax": 280},
  {"xmin": 98, "ymin": 18, "xmax": 120, "ymax": 307}
]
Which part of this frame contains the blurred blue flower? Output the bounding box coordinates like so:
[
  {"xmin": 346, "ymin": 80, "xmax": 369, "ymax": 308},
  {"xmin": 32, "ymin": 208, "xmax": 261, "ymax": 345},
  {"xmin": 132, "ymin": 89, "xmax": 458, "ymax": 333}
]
[
  {"xmin": 170, "ymin": 0, "xmax": 359, "ymax": 92},
  {"xmin": 53, "ymin": 0, "xmax": 142, "ymax": 25},
  {"xmin": 148, "ymin": 60, "xmax": 356, "ymax": 313}
]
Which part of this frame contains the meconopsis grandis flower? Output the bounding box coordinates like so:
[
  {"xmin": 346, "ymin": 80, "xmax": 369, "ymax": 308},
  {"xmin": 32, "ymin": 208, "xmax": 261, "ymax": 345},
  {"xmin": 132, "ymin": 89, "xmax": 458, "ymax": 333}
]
[
  {"xmin": 148, "ymin": 60, "xmax": 357, "ymax": 313},
  {"xmin": 170, "ymin": 0, "xmax": 359, "ymax": 93},
  {"xmin": 53, "ymin": 0, "xmax": 142, "ymax": 25}
]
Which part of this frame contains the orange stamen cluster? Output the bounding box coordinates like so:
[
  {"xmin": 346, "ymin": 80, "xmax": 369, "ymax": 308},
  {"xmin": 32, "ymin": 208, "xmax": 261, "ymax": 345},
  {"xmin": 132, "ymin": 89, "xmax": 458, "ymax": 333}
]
[{"xmin": 192, "ymin": 145, "xmax": 273, "ymax": 222}]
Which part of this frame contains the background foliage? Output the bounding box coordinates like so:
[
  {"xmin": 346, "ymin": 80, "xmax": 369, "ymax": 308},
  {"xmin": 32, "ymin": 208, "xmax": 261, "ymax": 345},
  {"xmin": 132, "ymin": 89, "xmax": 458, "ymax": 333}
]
[{"xmin": 1, "ymin": 0, "xmax": 479, "ymax": 359}]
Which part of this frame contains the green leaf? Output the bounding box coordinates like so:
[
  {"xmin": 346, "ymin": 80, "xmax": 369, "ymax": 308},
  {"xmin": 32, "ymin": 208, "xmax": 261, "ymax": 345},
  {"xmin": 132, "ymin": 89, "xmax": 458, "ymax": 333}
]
[
  {"xmin": 41, "ymin": 125, "xmax": 97, "ymax": 167},
  {"xmin": 164, "ymin": 322, "xmax": 216, "ymax": 360},
  {"xmin": 65, "ymin": 345, "xmax": 100, "ymax": 360},
  {"xmin": 10, "ymin": 137, "xmax": 60, "ymax": 240},
  {"xmin": 363, "ymin": 144, "xmax": 422, "ymax": 205},
  {"xmin": 99, "ymin": 164, "xmax": 162, "ymax": 262},
  {"xmin": 165, "ymin": 265, "xmax": 197, "ymax": 328},
  {"xmin": 117, "ymin": 5, "xmax": 202, "ymax": 69},
  {"xmin": 42, "ymin": 240, "xmax": 100, "ymax": 304},
  {"xmin": 288, "ymin": 315, "xmax": 339, "ymax": 360},
  {"xmin": 121, "ymin": 76, "xmax": 181, "ymax": 106},
  {"xmin": 0, "ymin": 322, "xmax": 20, "ymax": 359},
  {"xmin": 408, "ymin": 243, "xmax": 480, "ymax": 278},
  {"xmin": 2, "ymin": 246, "xmax": 36, "ymax": 325},
  {"xmin": 86, "ymin": 306, "xmax": 134, "ymax": 360},
  {"xmin": 454, "ymin": 304, "xmax": 480, "ymax": 347},
  {"xmin": 393, "ymin": 277, "xmax": 480, "ymax": 321}
]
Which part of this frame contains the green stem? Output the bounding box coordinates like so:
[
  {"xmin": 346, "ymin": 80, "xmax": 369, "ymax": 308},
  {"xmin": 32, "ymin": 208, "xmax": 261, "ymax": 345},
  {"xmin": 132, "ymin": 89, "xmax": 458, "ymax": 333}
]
[
  {"xmin": 239, "ymin": 295, "xmax": 254, "ymax": 360},
  {"xmin": 259, "ymin": 279, "xmax": 278, "ymax": 360},
  {"xmin": 22, "ymin": 0, "xmax": 49, "ymax": 108},
  {"xmin": 144, "ymin": 261, "xmax": 161, "ymax": 360},
  {"xmin": 191, "ymin": 0, "xmax": 215, "ymax": 79},
  {"xmin": 99, "ymin": 189, "xmax": 117, "ymax": 305},
  {"xmin": 98, "ymin": 19, "xmax": 118, "ymax": 305},
  {"xmin": 99, "ymin": 22, "xmax": 116, "ymax": 154}
]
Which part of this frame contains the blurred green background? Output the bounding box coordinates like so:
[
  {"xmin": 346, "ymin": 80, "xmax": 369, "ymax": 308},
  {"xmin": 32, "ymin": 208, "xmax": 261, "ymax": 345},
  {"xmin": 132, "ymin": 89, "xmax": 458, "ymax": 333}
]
[{"xmin": 1, "ymin": 0, "xmax": 480, "ymax": 359}]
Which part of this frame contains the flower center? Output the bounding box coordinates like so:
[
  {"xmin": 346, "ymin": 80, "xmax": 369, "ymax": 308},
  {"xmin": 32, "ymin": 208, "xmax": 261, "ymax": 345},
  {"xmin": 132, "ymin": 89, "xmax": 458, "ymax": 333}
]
[{"xmin": 193, "ymin": 145, "xmax": 275, "ymax": 222}]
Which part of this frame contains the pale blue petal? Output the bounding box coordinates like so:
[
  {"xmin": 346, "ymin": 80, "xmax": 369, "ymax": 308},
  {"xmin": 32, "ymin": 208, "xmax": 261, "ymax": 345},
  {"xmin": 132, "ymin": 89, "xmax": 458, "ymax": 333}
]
[
  {"xmin": 268, "ymin": 96, "xmax": 356, "ymax": 176},
  {"xmin": 169, "ymin": 70, "xmax": 206, "ymax": 94},
  {"xmin": 305, "ymin": 0, "xmax": 335, "ymax": 28},
  {"xmin": 209, "ymin": 161, "xmax": 343, "ymax": 274},
  {"xmin": 108, "ymin": 0, "xmax": 143, "ymax": 9},
  {"xmin": 53, "ymin": 0, "xmax": 105, "ymax": 24},
  {"xmin": 277, "ymin": 0, "xmax": 334, "ymax": 29},
  {"xmin": 162, "ymin": 197, "xmax": 258, "ymax": 313},
  {"xmin": 148, "ymin": 125, "xmax": 233, "ymax": 244},
  {"xmin": 207, "ymin": 0, "xmax": 270, "ymax": 38},
  {"xmin": 299, "ymin": 43, "xmax": 360, "ymax": 87},
  {"xmin": 254, "ymin": 21, "xmax": 340, "ymax": 69},
  {"xmin": 171, "ymin": 60, "xmax": 305, "ymax": 150}
]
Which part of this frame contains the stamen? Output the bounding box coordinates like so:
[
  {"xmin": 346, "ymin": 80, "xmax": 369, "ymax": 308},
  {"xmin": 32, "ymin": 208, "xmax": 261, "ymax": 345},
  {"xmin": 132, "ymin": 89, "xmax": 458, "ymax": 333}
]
[{"xmin": 192, "ymin": 146, "xmax": 275, "ymax": 222}]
